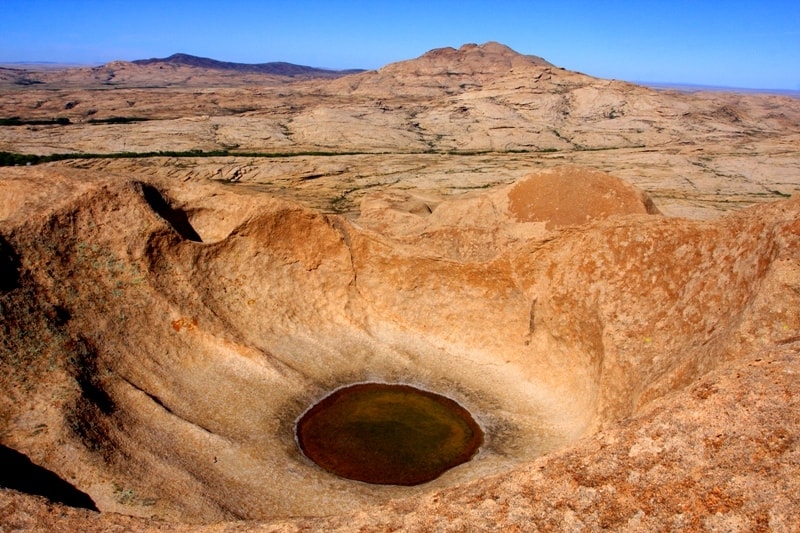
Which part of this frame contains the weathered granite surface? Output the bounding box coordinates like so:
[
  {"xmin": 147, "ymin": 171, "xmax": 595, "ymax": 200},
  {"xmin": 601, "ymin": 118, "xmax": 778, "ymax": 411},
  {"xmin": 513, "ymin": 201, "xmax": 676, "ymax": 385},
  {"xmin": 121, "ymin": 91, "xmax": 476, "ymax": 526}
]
[{"xmin": 1, "ymin": 42, "xmax": 799, "ymax": 531}]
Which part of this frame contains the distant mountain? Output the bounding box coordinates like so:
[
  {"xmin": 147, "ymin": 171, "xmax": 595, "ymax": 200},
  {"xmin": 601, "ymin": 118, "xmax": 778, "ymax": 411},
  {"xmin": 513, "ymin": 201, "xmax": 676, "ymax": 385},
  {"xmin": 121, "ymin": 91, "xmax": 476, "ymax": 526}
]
[{"xmin": 132, "ymin": 53, "xmax": 364, "ymax": 78}]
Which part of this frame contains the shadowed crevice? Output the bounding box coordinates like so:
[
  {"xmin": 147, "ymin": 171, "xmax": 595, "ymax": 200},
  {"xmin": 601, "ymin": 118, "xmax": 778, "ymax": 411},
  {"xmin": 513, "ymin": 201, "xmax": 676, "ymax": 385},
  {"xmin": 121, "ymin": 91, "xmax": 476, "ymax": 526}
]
[
  {"xmin": 140, "ymin": 184, "xmax": 203, "ymax": 242},
  {"xmin": 64, "ymin": 337, "xmax": 117, "ymax": 456},
  {"xmin": 68, "ymin": 337, "xmax": 115, "ymax": 415},
  {"xmin": 0, "ymin": 235, "xmax": 21, "ymax": 292},
  {"xmin": 0, "ymin": 443, "xmax": 99, "ymax": 511}
]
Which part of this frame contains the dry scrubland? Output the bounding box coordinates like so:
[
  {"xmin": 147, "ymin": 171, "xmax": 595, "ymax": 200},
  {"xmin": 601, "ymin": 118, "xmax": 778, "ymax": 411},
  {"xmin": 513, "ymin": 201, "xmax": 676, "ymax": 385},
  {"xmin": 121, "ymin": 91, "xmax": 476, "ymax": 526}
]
[{"xmin": 1, "ymin": 43, "xmax": 800, "ymax": 531}]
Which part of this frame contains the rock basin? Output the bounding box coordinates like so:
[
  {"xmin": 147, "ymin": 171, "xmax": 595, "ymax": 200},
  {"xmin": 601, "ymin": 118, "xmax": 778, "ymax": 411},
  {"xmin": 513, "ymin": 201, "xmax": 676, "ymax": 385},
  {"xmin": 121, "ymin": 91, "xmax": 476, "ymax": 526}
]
[
  {"xmin": 296, "ymin": 382, "xmax": 484, "ymax": 485},
  {"xmin": 0, "ymin": 166, "xmax": 798, "ymax": 526}
]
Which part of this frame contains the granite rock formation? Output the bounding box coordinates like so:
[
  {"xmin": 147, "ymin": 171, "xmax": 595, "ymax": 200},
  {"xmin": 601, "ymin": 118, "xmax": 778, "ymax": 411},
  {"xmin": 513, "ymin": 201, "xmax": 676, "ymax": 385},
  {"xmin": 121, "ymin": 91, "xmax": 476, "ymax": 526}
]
[
  {"xmin": 1, "ymin": 164, "xmax": 798, "ymax": 530},
  {"xmin": 1, "ymin": 42, "xmax": 799, "ymax": 531}
]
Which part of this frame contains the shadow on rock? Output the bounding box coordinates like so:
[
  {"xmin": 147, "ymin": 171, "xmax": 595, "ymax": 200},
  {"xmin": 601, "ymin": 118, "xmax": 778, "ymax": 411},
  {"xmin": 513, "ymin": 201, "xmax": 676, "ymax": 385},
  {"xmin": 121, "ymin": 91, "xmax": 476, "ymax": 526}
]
[{"xmin": 0, "ymin": 443, "xmax": 99, "ymax": 511}]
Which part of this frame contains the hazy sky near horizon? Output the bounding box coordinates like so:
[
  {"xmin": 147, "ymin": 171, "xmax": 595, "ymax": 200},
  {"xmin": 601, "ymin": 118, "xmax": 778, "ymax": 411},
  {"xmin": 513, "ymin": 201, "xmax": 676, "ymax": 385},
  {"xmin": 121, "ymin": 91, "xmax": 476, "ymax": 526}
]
[{"xmin": 1, "ymin": 0, "xmax": 798, "ymax": 90}]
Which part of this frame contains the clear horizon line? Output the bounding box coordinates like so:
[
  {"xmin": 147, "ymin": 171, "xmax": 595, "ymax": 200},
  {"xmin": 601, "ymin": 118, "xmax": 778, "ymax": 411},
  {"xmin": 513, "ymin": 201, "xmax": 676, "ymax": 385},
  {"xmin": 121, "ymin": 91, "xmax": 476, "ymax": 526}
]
[{"xmin": 639, "ymin": 80, "xmax": 800, "ymax": 96}]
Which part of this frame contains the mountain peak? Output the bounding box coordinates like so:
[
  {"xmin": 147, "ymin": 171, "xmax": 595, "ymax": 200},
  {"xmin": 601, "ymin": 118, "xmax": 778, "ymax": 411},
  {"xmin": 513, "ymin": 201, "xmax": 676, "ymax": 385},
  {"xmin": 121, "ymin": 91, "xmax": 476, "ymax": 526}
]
[
  {"xmin": 419, "ymin": 42, "xmax": 552, "ymax": 67},
  {"xmin": 329, "ymin": 42, "xmax": 559, "ymax": 98},
  {"xmin": 367, "ymin": 41, "xmax": 554, "ymax": 85}
]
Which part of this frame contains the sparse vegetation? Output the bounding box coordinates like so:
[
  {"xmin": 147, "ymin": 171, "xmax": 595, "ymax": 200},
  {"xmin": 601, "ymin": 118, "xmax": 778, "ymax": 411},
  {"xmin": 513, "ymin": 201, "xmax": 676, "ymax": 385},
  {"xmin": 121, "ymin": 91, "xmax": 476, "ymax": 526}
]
[
  {"xmin": 0, "ymin": 148, "xmax": 576, "ymax": 168},
  {"xmin": 0, "ymin": 152, "xmax": 42, "ymax": 166},
  {"xmin": 0, "ymin": 117, "xmax": 71, "ymax": 126},
  {"xmin": 86, "ymin": 117, "xmax": 151, "ymax": 125},
  {"xmin": 113, "ymin": 483, "xmax": 157, "ymax": 506},
  {"xmin": 0, "ymin": 149, "xmax": 367, "ymax": 167}
]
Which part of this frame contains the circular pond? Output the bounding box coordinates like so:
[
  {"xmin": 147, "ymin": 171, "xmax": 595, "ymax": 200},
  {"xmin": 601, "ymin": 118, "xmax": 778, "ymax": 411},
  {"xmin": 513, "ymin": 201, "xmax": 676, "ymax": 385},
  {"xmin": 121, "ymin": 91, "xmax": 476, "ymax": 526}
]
[{"xmin": 296, "ymin": 383, "xmax": 483, "ymax": 485}]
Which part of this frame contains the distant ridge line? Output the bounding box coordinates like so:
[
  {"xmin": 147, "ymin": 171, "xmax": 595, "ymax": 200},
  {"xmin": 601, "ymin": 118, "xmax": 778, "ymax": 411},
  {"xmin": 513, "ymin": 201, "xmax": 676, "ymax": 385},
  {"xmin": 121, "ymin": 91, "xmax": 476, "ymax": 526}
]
[
  {"xmin": 132, "ymin": 53, "xmax": 365, "ymax": 77},
  {"xmin": 642, "ymin": 81, "xmax": 800, "ymax": 97}
]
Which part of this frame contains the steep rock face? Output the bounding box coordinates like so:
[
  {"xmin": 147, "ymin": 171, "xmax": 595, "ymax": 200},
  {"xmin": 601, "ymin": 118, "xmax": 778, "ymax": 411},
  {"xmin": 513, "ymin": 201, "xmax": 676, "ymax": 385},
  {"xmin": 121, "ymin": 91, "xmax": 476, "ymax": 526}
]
[{"xmin": 1, "ymin": 167, "xmax": 798, "ymax": 529}]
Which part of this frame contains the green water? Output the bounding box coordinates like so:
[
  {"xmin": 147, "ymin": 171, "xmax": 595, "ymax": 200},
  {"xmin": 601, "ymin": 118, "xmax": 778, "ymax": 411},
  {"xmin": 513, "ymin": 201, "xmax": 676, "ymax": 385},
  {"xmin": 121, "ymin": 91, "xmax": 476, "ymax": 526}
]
[{"xmin": 296, "ymin": 383, "xmax": 483, "ymax": 485}]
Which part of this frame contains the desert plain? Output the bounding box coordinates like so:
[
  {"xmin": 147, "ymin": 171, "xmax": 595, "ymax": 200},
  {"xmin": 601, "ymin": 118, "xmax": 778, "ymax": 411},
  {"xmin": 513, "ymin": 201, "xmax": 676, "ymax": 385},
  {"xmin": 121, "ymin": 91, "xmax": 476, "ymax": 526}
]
[{"xmin": 1, "ymin": 42, "xmax": 799, "ymax": 531}]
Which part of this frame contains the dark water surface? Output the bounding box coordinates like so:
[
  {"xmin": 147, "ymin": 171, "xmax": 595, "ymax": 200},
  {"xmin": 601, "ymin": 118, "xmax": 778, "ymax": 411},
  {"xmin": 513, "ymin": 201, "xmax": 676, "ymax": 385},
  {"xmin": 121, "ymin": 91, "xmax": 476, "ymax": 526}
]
[{"xmin": 296, "ymin": 383, "xmax": 483, "ymax": 485}]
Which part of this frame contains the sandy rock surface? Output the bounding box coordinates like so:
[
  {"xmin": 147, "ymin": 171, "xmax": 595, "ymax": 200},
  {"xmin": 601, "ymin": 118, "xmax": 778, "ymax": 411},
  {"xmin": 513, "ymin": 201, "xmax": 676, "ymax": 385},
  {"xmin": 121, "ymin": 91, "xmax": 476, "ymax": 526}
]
[
  {"xmin": 3, "ymin": 42, "xmax": 798, "ymax": 219},
  {"xmin": 1, "ymin": 42, "xmax": 799, "ymax": 531}
]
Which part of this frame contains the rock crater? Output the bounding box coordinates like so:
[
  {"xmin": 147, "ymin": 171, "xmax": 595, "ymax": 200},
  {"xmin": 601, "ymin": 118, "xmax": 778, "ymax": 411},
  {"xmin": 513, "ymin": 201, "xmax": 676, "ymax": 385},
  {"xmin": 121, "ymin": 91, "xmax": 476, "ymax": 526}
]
[
  {"xmin": 1, "ymin": 42, "xmax": 799, "ymax": 531},
  {"xmin": 1, "ymin": 165, "xmax": 798, "ymax": 530}
]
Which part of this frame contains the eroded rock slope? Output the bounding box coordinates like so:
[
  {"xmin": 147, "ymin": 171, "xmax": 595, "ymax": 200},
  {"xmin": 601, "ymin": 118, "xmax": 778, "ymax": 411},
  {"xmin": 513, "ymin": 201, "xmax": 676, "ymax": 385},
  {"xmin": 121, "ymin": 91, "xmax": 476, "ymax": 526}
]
[{"xmin": 1, "ymin": 166, "xmax": 798, "ymax": 530}]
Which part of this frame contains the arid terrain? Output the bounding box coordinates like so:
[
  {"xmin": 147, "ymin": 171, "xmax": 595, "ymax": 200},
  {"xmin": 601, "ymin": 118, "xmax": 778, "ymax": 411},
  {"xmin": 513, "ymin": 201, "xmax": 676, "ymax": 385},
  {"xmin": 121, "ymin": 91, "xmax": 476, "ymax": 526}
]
[{"xmin": 1, "ymin": 42, "xmax": 799, "ymax": 531}]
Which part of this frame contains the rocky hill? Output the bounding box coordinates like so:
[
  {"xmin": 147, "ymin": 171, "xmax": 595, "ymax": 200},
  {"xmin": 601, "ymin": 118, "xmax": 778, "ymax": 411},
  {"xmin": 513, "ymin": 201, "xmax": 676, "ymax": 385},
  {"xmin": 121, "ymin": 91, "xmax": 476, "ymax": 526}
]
[
  {"xmin": 0, "ymin": 53, "xmax": 360, "ymax": 90},
  {"xmin": 132, "ymin": 52, "xmax": 364, "ymax": 77}
]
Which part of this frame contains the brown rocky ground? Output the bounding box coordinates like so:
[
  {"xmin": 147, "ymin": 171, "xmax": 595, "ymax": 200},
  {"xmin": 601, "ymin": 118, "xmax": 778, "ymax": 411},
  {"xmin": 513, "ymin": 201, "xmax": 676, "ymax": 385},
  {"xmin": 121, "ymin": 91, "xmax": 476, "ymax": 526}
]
[
  {"xmin": 3, "ymin": 43, "xmax": 797, "ymax": 220},
  {"xmin": 1, "ymin": 42, "xmax": 799, "ymax": 531}
]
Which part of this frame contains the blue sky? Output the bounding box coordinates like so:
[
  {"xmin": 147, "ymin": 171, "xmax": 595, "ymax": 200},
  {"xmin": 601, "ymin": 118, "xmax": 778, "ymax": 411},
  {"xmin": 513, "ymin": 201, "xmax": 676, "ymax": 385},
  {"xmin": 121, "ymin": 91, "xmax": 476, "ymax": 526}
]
[{"xmin": 1, "ymin": 0, "xmax": 798, "ymax": 89}]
